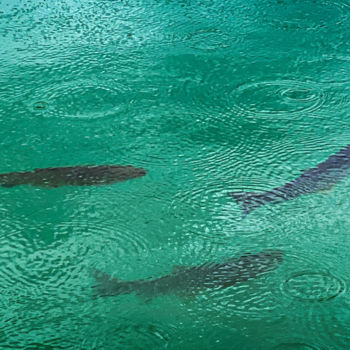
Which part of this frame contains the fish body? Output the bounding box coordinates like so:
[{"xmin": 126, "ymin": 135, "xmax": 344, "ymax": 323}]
[
  {"xmin": 0, "ymin": 165, "xmax": 147, "ymax": 188},
  {"xmin": 92, "ymin": 250, "xmax": 283, "ymax": 298},
  {"xmin": 228, "ymin": 144, "xmax": 350, "ymax": 216}
]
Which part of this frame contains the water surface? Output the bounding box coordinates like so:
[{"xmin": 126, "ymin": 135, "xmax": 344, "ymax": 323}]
[{"xmin": 1, "ymin": 0, "xmax": 350, "ymax": 349}]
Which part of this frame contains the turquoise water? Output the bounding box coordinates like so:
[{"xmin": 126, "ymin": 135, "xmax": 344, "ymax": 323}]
[{"xmin": 1, "ymin": 0, "xmax": 350, "ymax": 348}]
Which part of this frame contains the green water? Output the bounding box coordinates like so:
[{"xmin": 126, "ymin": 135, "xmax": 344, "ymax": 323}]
[{"xmin": 1, "ymin": 0, "xmax": 350, "ymax": 348}]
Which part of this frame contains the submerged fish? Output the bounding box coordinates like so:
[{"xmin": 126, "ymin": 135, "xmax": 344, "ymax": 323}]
[
  {"xmin": 228, "ymin": 144, "xmax": 350, "ymax": 217},
  {"xmin": 92, "ymin": 250, "xmax": 283, "ymax": 299},
  {"xmin": 0, "ymin": 165, "xmax": 147, "ymax": 188}
]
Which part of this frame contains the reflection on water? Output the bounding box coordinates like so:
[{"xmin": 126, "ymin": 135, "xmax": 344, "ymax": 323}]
[{"xmin": 1, "ymin": 0, "xmax": 350, "ymax": 348}]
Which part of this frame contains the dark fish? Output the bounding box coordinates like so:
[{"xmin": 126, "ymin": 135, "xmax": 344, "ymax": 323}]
[
  {"xmin": 92, "ymin": 250, "xmax": 283, "ymax": 299},
  {"xmin": 228, "ymin": 144, "xmax": 350, "ymax": 217},
  {"xmin": 0, "ymin": 165, "xmax": 147, "ymax": 188}
]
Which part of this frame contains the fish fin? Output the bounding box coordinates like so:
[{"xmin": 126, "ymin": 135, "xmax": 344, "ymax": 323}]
[
  {"xmin": 92, "ymin": 269, "xmax": 116, "ymax": 283},
  {"xmin": 227, "ymin": 191, "xmax": 262, "ymax": 218},
  {"xmin": 91, "ymin": 268, "xmax": 119, "ymax": 298},
  {"xmin": 172, "ymin": 265, "xmax": 186, "ymax": 273}
]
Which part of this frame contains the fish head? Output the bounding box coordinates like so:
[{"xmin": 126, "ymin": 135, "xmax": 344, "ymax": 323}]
[
  {"xmin": 107, "ymin": 165, "xmax": 147, "ymax": 181},
  {"xmin": 200, "ymin": 250, "xmax": 284, "ymax": 290}
]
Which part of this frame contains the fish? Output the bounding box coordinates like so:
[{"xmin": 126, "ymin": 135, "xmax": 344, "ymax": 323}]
[
  {"xmin": 0, "ymin": 165, "xmax": 147, "ymax": 188},
  {"xmin": 228, "ymin": 144, "xmax": 350, "ymax": 217},
  {"xmin": 92, "ymin": 249, "xmax": 283, "ymax": 299}
]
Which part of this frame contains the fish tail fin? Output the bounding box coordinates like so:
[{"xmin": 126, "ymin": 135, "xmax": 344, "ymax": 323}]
[
  {"xmin": 227, "ymin": 191, "xmax": 264, "ymax": 218},
  {"xmin": 92, "ymin": 269, "xmax": 113, "ymax": 283},
  {"xmin": 91, "ymin": 269, "xmax": 120, "ymax": 298}
]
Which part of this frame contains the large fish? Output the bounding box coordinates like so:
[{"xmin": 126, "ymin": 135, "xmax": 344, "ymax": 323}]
[
  {"xmin": 0, "ymin": 165, "xmax": 147, "ymax": 188},
  {"xmin": 92, "ymin": 250, "xmax": 283, "ymax": 299},
  {"xmin": 228, "ymin": 144, "xmax": 350, "ymax": 217}
]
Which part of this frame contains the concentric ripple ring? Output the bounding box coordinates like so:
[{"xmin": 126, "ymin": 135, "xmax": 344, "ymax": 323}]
[
  {"xmin": 32, "ymin": 81, "xmax": 130, "ymax": 120},
  {"xmin": 232, "ymin": 80, "xmax": 324, "ymax": 119},
  {"xmin": 281, "ymin": 271, "xmax": 345, "ymax": 302}
]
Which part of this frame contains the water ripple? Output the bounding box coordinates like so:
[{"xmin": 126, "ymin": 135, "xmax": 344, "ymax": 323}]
[
  {"xmin": 29, "ymin": 80, "xmax": 131, "ymax": 120},
  {"xmin": 262, "ymin": 0, "xmax": 350, "ymax": 31},
  {"xmin": 271, "ymin": 341, "xmax": 323, "ymax": 350},
  {"xmin": 108, "ymin": 323, "xmax": 169, "ymax": 349},
  {"xmin": 267, "ymin": 249, "xmax": 349, "ymax": 348},
  {"xmin": 192, "ymin": 254, "xmax": 285, "ymax": 321},
  {"xmin": 305, "ymin": 305, "xmax": 350, "ymax": 348},
  {"xmin": 297, "ymin": 55, "xmax": 350, "ymax": 85},
  {"xmin": 281, "ymin": 271, "xmax": 345, "ymax": 302},
  {"xmin": 0, "ymin": 236, "xmax": 88, "ymax": 299},
  {"xmin": 1, "ymin": 0, "xmax": 350, "ymax": 348},
  {"xmin": 272, "ymin": 251, "xmax": 347, "ymax": 305},
  {"xmin": 187, "ymin": 28, "xmax": 236, "ymax": 51},
  {"xmin": 231, "ymin": 80, "xmax": 325, "ymax": 119},
  {"xmin": 55, "ymin": 217, "xmax": 150, "ymax": 259}
]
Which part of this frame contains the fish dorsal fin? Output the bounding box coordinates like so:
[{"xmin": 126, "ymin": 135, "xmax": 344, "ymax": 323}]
[{"xmin": 172, "ymin": 265, "xmax": 186, "ymax": 273}]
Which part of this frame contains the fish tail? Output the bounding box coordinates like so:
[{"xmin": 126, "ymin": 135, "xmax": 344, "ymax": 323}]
[
  {"xmin": 91, "ymin": 269, "xmax": 117, "ymax": 298},
  {"xmin": 227, "ymin": 191, "xmax": 264, "ymax": 218},
  {"xmin": 91, "ymin": 269, "xmax": 133, "ymax": 298}
]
